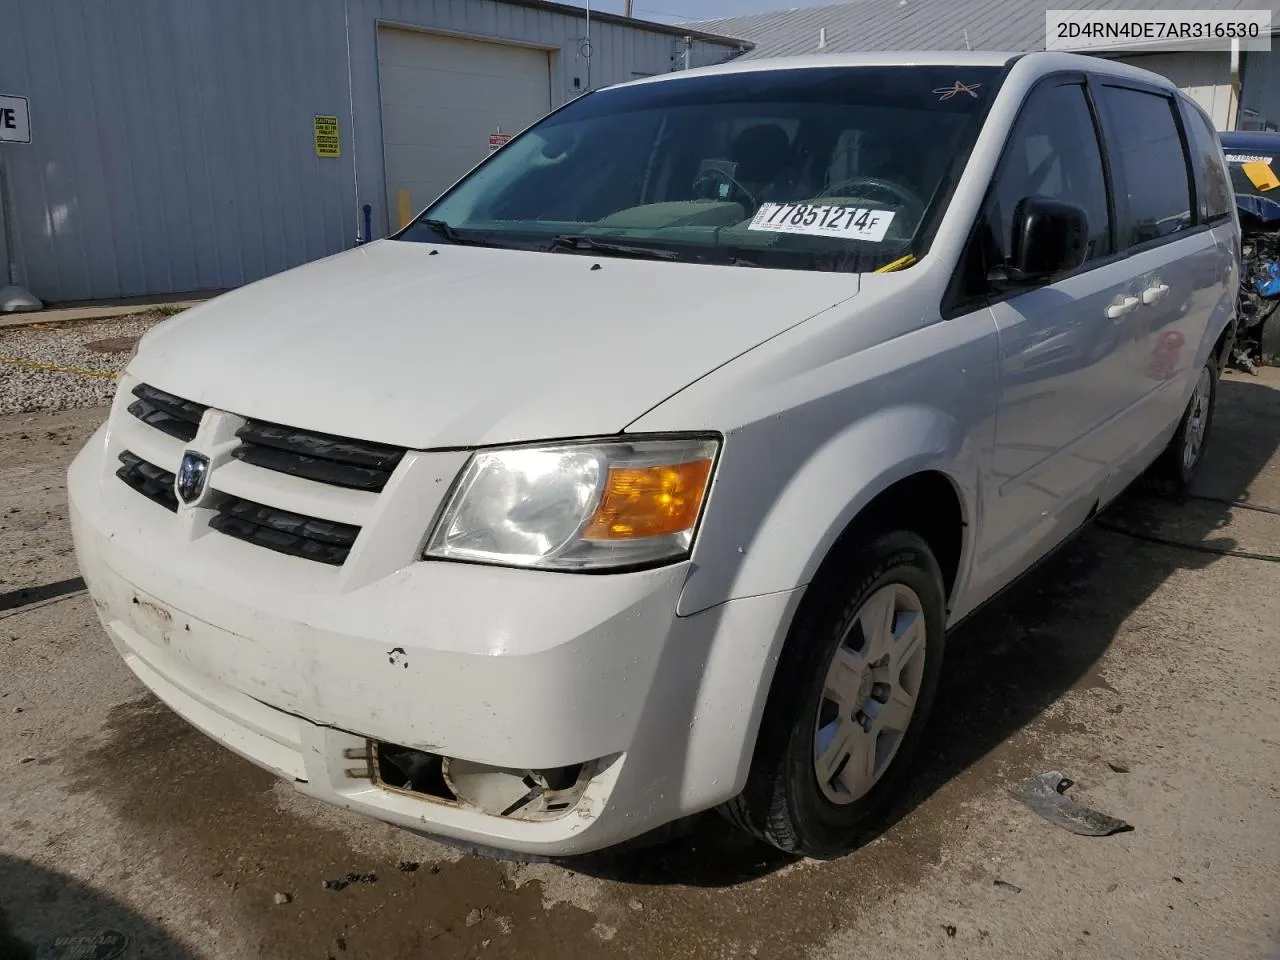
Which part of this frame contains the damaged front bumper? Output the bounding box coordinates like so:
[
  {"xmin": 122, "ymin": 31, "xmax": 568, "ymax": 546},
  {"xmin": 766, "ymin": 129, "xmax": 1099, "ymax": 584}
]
[{"xmin": 68, "ymin": 422, "xmax": 800, "ymax": 855}]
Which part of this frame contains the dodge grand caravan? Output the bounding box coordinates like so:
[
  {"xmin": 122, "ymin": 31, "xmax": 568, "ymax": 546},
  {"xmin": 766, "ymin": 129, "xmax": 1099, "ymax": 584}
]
[{"xmin": 69, "ymin": 52, "xmax": 1238, "ymax": 858}]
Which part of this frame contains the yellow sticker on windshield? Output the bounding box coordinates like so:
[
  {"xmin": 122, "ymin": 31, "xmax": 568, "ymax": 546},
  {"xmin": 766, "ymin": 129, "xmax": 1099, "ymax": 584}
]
[{"xmin": 1243, "ymin": 160, "xmax": 1280, "ymax": 192}]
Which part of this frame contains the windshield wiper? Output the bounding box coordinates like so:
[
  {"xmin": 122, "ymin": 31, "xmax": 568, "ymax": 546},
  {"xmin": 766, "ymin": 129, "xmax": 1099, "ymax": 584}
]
[
  {"xmin": 548, "ymin": 235, "xmax": 680, "ymax": 261},
  {"xmin": 419, "ymin": 218, "xmax": 478, "ymax": 245},
  {"xmin": 415, "ymin": 218, "xmax": 532, "ymax": 250}
]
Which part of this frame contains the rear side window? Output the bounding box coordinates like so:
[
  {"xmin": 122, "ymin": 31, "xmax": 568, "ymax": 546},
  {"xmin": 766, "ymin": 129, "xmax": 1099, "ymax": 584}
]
[
  {"xmin": 1096, "ymin": 85, "xmax": 1194, "ymax": 246},
  {"xmin": 1181, "ymin": 102, "xmax": 1233, "ymax": 222}
]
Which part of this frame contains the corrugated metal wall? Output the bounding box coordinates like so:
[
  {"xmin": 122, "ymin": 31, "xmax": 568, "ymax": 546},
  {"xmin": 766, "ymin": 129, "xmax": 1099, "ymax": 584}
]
[
  {"xmin": 0, "ymin": 0, "xmax": 357, "ymax": 302},
  {"xmin": 1240, "ymin": 50, "xmax": 1280, "ymax": 130},
  {"xmin": 0, "ymin": 0, "xmax": 743, "ymax": 303},
  {"xmin": 1112, "ymin": 51, "xmax": 1234, "ymax": 129}
]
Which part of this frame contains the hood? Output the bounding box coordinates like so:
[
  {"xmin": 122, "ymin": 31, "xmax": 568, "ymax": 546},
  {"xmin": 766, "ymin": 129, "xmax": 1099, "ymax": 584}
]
[
  {"xmin": 1237, "ymin": 193, "xmax": 1280, "ymax": 225},
  {"xmin": 130, "ymin": 240, "xmax": 860, "ymax": 449}
]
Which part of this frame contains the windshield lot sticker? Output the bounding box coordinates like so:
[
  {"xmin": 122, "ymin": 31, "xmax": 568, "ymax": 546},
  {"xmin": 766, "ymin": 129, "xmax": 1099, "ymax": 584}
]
[
  {"xmin": 933, "ymin": 80, "xmax": 983, "ymax": 101},
  {"xmin": 1243, "ymin": 160, "xmax": 1280, "ymax": 192},
  {"xmin": 1225, "ymin": 154, "xmax": 1273, "ymax": 164},
  {"xmin": 749, "ymin": 203, "xmax": 896, "ymax": 242}
]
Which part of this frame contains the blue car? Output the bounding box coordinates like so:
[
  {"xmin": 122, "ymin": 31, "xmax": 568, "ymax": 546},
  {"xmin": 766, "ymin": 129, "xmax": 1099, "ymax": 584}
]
[{"xmin": 1220, "ymin": 131, "xmax": 1280, "ymax": 367}]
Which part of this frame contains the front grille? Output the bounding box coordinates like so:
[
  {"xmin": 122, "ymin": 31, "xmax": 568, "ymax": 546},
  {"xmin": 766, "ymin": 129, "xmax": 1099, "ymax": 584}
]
[
  {"xmin": 209, "ymin": 494, "xmax": 360, "ymax": 566},
  {"xmin": 115, "ymin": 387, "xmax": 393, "ymax": 566},
  {"xmin": 231, "ymin": 419, "xmax": 405, "ymax": 492},
  {"xmin": 116, "ymin": 451, "xmax": 178, "ymax": 512},
  {"xmin": 127, "ymin": 383, "xmax": 208, "ymax": 442}
]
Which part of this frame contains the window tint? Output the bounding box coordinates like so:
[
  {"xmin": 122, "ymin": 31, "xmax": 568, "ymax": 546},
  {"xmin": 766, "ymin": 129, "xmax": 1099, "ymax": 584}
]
[
  {"xmin": 1183, "ymin": 105, "xmax": 1232, "ymax": 221},
  {"xmin": 409, "ymin": 65, "xmax": 1006, "ymax": 274},
  {"xmin": 1098, "ymin": 85, "xmax": 1194, "ymax": 245},
  {"xmin": 947, "ymin": 82, "xmax": 1110, "ymax": 309},
  {"xmin": 985, "ymin": 82, "xmax": 1112, "ymax": 264}
]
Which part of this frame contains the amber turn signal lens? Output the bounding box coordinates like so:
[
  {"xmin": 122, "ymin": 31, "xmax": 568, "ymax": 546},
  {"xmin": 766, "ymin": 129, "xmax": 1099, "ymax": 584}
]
[{"xmin": 582, "ymin": 458, "xmax": 713, "ymax": 541}]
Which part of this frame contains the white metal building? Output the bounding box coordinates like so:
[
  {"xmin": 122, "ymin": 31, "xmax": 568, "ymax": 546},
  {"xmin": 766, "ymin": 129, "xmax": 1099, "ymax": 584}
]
[{"xmin": 0, "ymin": 0, "xmax": 746, "ymax": 303}]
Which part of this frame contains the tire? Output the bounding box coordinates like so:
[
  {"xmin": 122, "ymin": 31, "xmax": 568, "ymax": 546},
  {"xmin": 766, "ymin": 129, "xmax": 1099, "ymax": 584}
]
[
  {"xmin": 1149, "ymin": 360, "xmax": 1217, "ymax": 498},
  {"xmin": 721, "ymin": 530, "xmax": 947, "ymax": 858}
]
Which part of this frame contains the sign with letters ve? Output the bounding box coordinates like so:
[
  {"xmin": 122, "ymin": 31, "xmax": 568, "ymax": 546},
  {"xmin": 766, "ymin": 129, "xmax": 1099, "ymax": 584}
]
[
  {"xmin": 0, "ymin": 95, "xmax": 30, "ymax": 143},
  {"xmin": 488, "ymin": 132, "xmax": 512, "ymax": 152},
  {"xmin": 313, "ymin": 115, "xmax": 340, "ymax": 158}
]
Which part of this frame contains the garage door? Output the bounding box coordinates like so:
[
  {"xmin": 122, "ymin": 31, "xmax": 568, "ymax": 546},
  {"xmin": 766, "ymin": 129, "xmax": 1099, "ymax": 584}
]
[{"xmin": 378, "ymin": 28, "xmax": 552, "ymax": 227}]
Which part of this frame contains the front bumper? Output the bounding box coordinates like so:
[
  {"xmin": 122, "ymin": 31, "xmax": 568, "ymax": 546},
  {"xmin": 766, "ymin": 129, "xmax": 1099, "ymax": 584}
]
[{"xmin": 68, "ymin": 419, "xmax": 801, "ymax": 855}]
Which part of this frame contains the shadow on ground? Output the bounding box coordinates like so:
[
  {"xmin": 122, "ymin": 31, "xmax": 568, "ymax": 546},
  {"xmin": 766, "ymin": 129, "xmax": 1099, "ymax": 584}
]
[
  {"xmin": 0, "ymin": 854, "xmax": 200, "ymax": 960},
  {"xmin": 571, "ymin": 373, "xmax": 1280, "ymax": 886},
  {"xmin": 0, "ymin": 577, "xmax": 86, "ymax": 613}
]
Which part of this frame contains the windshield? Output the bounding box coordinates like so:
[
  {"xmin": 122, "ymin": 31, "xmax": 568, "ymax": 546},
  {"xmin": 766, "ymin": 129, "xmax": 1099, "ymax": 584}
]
[
  {"xmin": 397, "ymin": 65, "xmax": 1006, "ymax": 273},
  {"xmin": 1224, "ymin": 149, "xmax": 1280, "ymax": 200}
]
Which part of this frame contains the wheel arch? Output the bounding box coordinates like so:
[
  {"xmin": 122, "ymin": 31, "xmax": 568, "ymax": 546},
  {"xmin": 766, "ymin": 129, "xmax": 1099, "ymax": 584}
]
[
  {"xmin": 680, "ymin": 405, "xmax": 980, "ymax": 806},
  {"xmin": 812, "ymin": 469, "xmax": 967, "ymax": 606}
]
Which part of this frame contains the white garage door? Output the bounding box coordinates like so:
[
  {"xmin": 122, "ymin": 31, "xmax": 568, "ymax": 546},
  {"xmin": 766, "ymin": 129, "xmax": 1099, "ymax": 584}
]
[{"xmin": 378, "ymin": 28, "xmax": 552, "ymax": 225}]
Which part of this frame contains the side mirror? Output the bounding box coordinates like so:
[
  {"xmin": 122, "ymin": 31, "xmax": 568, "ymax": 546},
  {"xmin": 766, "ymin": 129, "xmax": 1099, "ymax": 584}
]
[{"xmin": 989, "ymin": 196, "xmax": 1089, "ymax": 288}]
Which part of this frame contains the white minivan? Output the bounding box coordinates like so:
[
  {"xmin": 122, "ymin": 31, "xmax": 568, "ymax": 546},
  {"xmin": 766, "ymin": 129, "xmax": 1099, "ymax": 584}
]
[{"xmin": 69, "ymin": 52, "xmax": 1237, "ymax": 858}]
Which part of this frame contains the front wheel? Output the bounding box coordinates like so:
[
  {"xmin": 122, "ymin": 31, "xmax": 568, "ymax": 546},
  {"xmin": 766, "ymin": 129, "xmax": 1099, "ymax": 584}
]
[{"xmin": 721, "ymin": 530, "xmax": 946, "ymax": 858}]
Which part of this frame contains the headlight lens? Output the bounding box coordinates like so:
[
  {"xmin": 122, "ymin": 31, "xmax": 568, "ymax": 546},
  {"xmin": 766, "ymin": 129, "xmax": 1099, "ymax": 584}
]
[{"xmin": 425, "ymin": 436, "xmax": 719, "ymax": 570}]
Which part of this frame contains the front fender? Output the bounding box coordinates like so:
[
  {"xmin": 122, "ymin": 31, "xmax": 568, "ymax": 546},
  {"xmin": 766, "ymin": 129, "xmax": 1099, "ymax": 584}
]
[
  {"xmin": 628, "ymin": 291, "xmax": 1000, "ymax": 804},
  {"xmin": 678, "ymin": 403, "xmax": 979, "ymax": 618},
  {"xmin": 672, "ymin": 404, "xmax": 981, "ymax": 807}
]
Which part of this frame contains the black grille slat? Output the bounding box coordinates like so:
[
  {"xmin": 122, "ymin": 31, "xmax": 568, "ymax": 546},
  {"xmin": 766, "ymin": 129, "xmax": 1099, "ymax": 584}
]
[
  {"xmin": 129, "ymin": 384, "xmax": 207, "ymax": 441},
  {"xmin": 217, "ymin": 495, "xmax": 359, "ymax": 547},
  {"xmin": 232, "ymin": 419, "xmax": 405, "ymax": 492},
  {"xmin": 116, "ymin": 451, "xmax": 179, "ymax": 512},
  {"xmin": 231, "ymin": 445, "xmax": 391, "ymax": 491},
  {"xmin": 236, "ymin": 421, "xmax": 404, "ymax": 470},
  {"xmin": 209, "ymin": 495, "xmax": 357, "ymax": 566},
  {"xmin": 127, "ymin": 398, "xmax": 199, "ymax": 443}
]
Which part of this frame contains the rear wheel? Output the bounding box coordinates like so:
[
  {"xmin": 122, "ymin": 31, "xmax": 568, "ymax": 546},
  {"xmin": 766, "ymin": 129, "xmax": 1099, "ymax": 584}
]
[
  {"xmin": 1150, "ymin": 361, "xmax": 1217, "ymax": 497},
  {"xmin": 721, "ymin": 530, "xmax": 946, "ymax": 858}
]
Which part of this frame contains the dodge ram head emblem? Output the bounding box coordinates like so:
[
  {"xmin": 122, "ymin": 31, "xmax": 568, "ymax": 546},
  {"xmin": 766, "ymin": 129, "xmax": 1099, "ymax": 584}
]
[{"xmin": 176, "ymin": 451, "xmax": 210, "ymax": 504}]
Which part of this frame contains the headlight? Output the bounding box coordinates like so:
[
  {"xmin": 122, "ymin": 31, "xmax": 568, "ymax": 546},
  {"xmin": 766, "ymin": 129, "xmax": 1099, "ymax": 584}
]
[{"xmin": 424, "ymin": 436, "xmax": 719, "ymax": 571}]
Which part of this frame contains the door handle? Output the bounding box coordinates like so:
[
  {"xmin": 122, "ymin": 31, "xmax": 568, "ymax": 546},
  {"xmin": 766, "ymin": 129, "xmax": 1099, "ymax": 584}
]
[
  {"xmin": 1141, "ymin": 283, "xmax": 1170, "ymax": 305},
  {"xmin": 1106, "ymin": 295, "xmax": 1140, "ymax": 319}
]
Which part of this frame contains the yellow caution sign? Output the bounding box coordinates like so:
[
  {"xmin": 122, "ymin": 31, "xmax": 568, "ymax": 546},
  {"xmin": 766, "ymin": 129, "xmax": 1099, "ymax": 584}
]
[
  {"xmin": 1243, "ymin": 160, "xmax": 1280, "ymax": 192},
  {"xmin": 314, "ymin": 115, "xmax": 340, "ymax": 158},
  {"xmin": 396, "ymin": 188, "xmax": 413, "ymax": 231}
]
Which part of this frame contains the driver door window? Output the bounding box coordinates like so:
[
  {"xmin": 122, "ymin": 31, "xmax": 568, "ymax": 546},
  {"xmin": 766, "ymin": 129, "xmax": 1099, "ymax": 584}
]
[
  {"xmin": 987, "ymin": 82, "xmax": 1113, "ymax": 267},
  {"xmin": 950, "ymin": 80, "xmax": 1112, "ymax": 309}
]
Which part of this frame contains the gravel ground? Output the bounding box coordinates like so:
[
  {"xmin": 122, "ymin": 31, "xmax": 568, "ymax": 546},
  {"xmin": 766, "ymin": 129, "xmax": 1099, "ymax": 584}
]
[{"xmin": 0, "ymin": 312, "xmax": 175, "ymax": 415}]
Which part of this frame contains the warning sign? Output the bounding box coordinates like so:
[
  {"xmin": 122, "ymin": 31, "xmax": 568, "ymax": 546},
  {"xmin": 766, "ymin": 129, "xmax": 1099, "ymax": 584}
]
[
  {"xmin": 314, "ymin": 115, "xmax": 340, "ymax": 158},
  {"xmin": 488, "ymin": 132, "xmax": 512, "ymax": 152}
]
